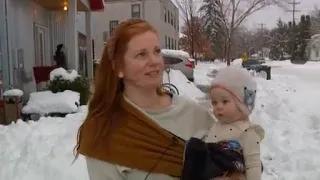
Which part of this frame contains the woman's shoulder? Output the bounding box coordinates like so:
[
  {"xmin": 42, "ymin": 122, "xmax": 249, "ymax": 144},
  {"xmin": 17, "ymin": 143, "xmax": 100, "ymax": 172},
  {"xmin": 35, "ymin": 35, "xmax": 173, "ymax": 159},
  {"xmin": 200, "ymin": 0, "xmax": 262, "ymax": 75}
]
[{"xmin": 86, "ymin": 156, "xmax": 124, "ymax": 180}]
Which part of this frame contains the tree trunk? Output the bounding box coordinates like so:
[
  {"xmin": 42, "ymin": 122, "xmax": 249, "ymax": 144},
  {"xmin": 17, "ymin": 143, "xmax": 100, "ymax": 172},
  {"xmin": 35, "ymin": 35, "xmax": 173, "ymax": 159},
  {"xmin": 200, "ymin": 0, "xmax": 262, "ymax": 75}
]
[
  {"xmin": 224, "ymin": 38, "xmax": 228, "ymax": 63},
  {"xmin": 226, "ymin": 37, "xmax": 232, "ymax": 66}
]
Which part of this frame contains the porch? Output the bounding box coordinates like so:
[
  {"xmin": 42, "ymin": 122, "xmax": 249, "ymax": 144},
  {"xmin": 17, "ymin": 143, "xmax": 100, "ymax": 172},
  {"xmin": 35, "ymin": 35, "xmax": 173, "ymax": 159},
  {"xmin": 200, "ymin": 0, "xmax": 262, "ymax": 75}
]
[{"xmin": 0, "ymin": 0, "xmax": 104, "ymax": 99}]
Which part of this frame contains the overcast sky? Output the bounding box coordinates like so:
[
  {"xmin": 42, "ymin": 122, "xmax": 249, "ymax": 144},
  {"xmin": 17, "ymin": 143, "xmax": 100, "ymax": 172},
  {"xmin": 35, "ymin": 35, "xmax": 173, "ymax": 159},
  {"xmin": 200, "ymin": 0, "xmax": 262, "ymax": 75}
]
[
  {"xmin": 245, "ymin": 0, "xmax": 320, "ymax": 29},
  {"xmin": 176, "ymin": 0, "xmax": 319, "ymax": 30}
]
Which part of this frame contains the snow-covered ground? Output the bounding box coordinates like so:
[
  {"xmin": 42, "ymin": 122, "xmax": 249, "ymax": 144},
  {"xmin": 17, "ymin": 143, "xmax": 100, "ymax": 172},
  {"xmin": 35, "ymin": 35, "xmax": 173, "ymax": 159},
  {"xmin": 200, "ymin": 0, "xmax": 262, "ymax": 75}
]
[
  {"xmin": 196, "ymin": 60, "xmax": 320, "ymax": 180},
  {"xmin": 1, "ymin": 60, "xmax": 320, "ymax": 180}
]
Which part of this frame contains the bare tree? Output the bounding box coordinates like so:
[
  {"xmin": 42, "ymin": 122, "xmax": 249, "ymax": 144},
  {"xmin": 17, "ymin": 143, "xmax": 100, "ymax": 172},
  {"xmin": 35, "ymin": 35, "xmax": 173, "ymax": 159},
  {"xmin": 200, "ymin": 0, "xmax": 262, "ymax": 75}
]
[
  {"xmin": 200, "ymin": 0, "xmax": 288, "ymax": 65},
  {"xmin": 179, "ymin": 16, "xmax": 214, "ymax": 58},
  {"xmin": 175, "ymin": 0, "xmax": 199, "ymax": 58}
]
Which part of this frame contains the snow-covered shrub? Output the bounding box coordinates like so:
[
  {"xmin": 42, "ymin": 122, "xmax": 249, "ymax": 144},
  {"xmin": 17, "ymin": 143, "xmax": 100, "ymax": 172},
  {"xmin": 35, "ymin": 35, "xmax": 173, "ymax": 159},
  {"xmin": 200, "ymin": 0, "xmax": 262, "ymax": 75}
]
[{"xmin": 48, "ymin": 68, "xmax": 90, "ymax": 105}]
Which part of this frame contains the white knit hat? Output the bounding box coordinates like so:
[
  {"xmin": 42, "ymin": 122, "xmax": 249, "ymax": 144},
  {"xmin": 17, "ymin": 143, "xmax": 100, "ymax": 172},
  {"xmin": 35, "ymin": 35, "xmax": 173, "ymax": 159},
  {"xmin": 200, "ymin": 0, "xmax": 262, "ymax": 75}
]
[{"xmin": 210, "ymin": 66, "xmax": 257, "ymax": 115}]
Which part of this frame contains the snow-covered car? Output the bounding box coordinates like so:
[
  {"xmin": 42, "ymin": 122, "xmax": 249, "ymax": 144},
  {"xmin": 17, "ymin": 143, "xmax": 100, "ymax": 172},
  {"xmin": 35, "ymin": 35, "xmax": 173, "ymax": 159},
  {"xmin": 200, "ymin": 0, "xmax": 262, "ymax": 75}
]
[
  {"xmin": 161, "ymin": 49, "xmax": 195, "ymax": 82},
  {"xmin": 242, "ymin": 59, "xmax": 271, "ymax": 80}
]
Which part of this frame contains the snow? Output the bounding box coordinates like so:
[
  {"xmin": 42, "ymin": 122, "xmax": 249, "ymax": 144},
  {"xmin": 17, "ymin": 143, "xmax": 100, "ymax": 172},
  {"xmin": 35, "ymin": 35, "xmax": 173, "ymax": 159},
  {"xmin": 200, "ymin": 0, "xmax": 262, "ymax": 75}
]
[
  {"xmin": 231, "ymin": 58, "xmax": 243, "ymax": 67},
  {"xmin": 21, "ymin": 90, "xmax": 80, "ymax": 115},
  {"xmin": 50, "ymin": 68, "xmax": 79, "ymax": 82},
  {"xmin": 0, "ymin": 107, "xmax": 88, "ymax": 180},
  {"xmin": 161, "ymin": 49, "xmax": 191, "ymax": 58},
  {"xmin": 163, "ymin": 69, "xmax": 205, "ymax": 100},
  {"xmin": 1, "ymin": 60, "xmax": 320, "ymax": 180},
  {"xmin": 3, "ymin": 89, "xmax": 24, "ymax": 97},
  {"xmin": 194, "ymin": 61, "xmax": 320, "ymax": 179},
  {"xmin": 194, "ymin": 61, "xmax": 226, "ymax": 86}
]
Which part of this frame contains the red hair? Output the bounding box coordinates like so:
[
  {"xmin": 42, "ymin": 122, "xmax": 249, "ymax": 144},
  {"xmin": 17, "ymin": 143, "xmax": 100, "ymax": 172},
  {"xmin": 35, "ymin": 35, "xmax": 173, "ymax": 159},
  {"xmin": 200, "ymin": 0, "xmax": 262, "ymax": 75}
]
[{"xmin": 74, "ymin": 19, "xmax": 160, "ymax": 157}]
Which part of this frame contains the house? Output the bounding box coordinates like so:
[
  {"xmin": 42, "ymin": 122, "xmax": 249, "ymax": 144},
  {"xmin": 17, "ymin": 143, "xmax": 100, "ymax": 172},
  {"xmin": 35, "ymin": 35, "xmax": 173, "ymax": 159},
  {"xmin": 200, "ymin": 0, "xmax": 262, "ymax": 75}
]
[
  {"xmin": 92, "ymin": 0, "xmax": 179, "ymax": 59},
  {"xmin": 0, "ymin": 0, "xmax": 104, "ymax": 99},
  {"xmin": 307, "ymin": 34, "xmax": 320, "ymax": 61}
]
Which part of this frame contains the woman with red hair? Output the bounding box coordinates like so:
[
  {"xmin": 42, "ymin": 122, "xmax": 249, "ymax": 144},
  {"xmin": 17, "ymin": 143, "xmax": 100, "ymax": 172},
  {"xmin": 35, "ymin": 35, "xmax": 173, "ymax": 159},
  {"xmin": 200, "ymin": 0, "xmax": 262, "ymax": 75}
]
[{"xmin": 74, "ymin": 19, "xmax": 240, "ymax": 180}]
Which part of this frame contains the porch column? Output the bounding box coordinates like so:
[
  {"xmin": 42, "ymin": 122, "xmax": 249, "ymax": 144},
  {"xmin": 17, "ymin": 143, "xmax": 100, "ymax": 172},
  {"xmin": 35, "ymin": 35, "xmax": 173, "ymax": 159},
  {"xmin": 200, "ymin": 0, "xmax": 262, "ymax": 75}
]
[
  {"xmin": 86, "ymin": 11, "xmax": 93, "ymax": 79},
  {"xmin": 67, "ymin": 0, "xmax": 78, "ymax": 70},
  {"xmin": 0, "ymin": 0, "xmax": 11, "ymax": 87}
]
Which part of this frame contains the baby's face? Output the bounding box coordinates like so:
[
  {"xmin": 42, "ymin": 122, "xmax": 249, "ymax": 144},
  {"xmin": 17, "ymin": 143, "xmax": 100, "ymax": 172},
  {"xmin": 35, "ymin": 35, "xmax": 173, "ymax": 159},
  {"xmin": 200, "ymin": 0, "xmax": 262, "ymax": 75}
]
[{"xmin": 210, "ymin": 87, "xmax": 243, "ymax": 123}]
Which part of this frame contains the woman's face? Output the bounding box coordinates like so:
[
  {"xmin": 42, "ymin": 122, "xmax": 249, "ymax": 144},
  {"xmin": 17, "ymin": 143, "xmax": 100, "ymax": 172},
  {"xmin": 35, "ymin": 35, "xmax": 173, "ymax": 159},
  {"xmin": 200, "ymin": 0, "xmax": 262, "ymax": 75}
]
[{"xmin": 121, "ymin": 31, "xmax": 164, "ymax": 90}]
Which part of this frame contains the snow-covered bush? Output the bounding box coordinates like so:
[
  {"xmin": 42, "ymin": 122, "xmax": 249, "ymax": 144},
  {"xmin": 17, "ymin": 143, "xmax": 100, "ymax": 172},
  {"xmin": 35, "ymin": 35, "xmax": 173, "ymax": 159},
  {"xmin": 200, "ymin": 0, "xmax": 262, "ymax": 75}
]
[{"xmin": 48, "ymin": 68, "xmax": 90, "ymax": 105}]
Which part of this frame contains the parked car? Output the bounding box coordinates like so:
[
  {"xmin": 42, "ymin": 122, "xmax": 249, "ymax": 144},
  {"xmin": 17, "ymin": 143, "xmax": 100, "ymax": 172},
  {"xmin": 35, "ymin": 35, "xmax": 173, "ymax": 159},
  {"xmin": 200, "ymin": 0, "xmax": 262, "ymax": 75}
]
[
  {"xmin": 161, "ymin": 49, "xmax": 195, "ymax": 82},
  {"xmin": 242, "ymin": 58, "xmax": 271, "ymax": 80}
]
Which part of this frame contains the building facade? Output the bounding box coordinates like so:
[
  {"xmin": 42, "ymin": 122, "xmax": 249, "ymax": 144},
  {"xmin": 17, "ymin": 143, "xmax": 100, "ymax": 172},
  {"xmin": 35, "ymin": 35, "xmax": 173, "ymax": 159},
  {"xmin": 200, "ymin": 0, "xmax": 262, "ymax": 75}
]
[
  {"xmin": 0, "ymin": 0, "xmax": 104, "ymax": 99},
  {"xmin": 92, "ymin": 0, "xmax": 179, "ymax": 59},
  {"xmin": 307, "ymin": 34, "xmax": 320, "ymax": 61}
]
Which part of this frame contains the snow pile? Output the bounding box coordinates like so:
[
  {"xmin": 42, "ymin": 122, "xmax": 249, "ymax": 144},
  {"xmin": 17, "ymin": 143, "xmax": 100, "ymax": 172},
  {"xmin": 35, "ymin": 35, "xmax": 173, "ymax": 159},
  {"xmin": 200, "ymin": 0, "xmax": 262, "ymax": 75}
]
[
  {"xmin": 231, "ymin": 58, "xmax": 243, "ymax": 67},
  {"xmin": 3, "ymin": 89, "xmax": 24, "ymax": 97},
  {"xmin": 163, "ymin": 69, "xmax": 205, "ymax": 100},
  {"xmin": 161, "ymin": 49, "xmax": 190, "ymax": 58},
  {"xmin": 22, "ymin": 90, "xmax": 80, "ymax": 115},
  {"xmin": 50, "ymin": 68, "xmax": 79, "ymax": 82},
  {"xmin": 263, "ymin": 60, "xmax": 320, "ymax": 69},
  {"xmin": 252, "ymin": 74, "xmax": 320, "ymax": 180},
  {"xmin": 194, "ymin": 62, "xmax": 226, "ymax": 86},
  {"xmin": 0, "ymin": 107, "xmax": 88, "ymax": 180},
  {"xmin": 1, "ymin": 60, "xmax": 320, "ymax": 180}
]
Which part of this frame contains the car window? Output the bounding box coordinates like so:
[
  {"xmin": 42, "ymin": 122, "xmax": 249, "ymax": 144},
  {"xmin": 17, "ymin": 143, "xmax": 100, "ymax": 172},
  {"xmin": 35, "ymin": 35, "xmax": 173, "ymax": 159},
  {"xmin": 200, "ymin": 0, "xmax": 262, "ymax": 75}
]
[
  {"xmin": 163, "ymin": 56, "xmax": 183, "ymax": 65},
  {"xmin": 244, "ymin": 60, "xmax": 260, "ymax": 65}
]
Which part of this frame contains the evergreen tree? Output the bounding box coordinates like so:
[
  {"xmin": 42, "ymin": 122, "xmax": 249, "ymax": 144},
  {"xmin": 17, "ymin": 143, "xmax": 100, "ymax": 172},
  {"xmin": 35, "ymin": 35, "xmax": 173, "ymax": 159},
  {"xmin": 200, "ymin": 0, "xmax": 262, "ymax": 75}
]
[
  {"xmin": 291, "ymin": 15, "xmax": 311, "ymax": 63},
  {"xmin": 269, "ymin": 19, "xmax": 290, "ymax": 60},
  {"xmin": 200, "ymin": 0, "xmax": 225, "ymax": 59}
]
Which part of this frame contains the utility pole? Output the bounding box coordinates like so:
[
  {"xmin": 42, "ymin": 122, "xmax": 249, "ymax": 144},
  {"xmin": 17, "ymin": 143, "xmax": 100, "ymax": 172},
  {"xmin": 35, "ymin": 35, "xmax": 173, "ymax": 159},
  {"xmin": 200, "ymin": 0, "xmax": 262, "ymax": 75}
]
[
  {"xmin": 258, "ymin": 23, "xmax": 266, "ymax": 31},
  {"xmin": 287, "ymin": 0, "xmax": 301, "ymax": 26},
  {"xmin": 287, "ymin": 0, "xmax": 301, "ymax": 59},
  {"xmin": 258, "ymin": 23, "xmax": 266, "ymax": 57}
]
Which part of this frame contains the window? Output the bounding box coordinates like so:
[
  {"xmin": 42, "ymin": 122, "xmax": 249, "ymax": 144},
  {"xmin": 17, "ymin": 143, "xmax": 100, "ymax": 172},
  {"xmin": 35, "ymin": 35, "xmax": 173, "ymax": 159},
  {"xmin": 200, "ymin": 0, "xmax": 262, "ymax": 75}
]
[
  {"xmin": 174, "ymin": 40, "xmax": 176, "ymax": 49},
  {"xmin": 102, "ymin": 31, "xmax": 108, "ymax": 42},
  {"xmin": 163, "ymin": 56, "xmax": 183, "ymax": 65},
  {"xmin": 316, "ymin": 48, "xmax": 319, "ymax": 57},
  {"xmin": 168, "ymin": 38, "xmax": 171, "ymax": 49},
  {"xmin": 167, "ymin": 10, "xmax": 170, "ymax": 24},
  {"xmin": 171, "ymin": 38, "xmax": 174, "ymax": 49},
  {"xmin": 109, "ymin": 20, "xmax": 119, "ymax": 35},
  {"xmin": 132, "ymin": 4, "xmax": 140, "ymax": 18},
  {"xmin": 164, "ymin": 8, "xmax": 167, "ymax": 22},
  {"xmin": 176, "ymin": 16, "xmax": 179, "ymax": 29},
  {"xmin": 171, "ymin": 13, "xmax": 173, "ymax": 25},
  {"xmin": 165, "ymin": 35, "xmax": 167, "ymax": 48}
]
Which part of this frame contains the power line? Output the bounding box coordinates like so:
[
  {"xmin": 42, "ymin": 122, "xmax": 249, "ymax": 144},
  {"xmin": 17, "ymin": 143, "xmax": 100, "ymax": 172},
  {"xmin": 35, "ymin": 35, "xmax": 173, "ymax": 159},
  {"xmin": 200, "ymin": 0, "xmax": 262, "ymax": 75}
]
[
  {"xmin": 287, "ymin": 0, "xmax": 301, "ymax": 58},
  {"xmin": 287, "ymin": 0, "xmax": 301, "ymax": 26}
]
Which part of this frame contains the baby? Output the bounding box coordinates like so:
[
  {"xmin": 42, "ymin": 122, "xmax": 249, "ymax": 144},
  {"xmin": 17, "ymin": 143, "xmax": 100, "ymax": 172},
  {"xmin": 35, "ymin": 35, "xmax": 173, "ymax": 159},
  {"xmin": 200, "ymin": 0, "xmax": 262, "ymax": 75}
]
[
  {"xmin": 204, "ymin": 66, "xmax": 265, "ymax": 180},
  {"xmin": 181, "ymin": 66, "xmax": 265, "ymax": 180}
]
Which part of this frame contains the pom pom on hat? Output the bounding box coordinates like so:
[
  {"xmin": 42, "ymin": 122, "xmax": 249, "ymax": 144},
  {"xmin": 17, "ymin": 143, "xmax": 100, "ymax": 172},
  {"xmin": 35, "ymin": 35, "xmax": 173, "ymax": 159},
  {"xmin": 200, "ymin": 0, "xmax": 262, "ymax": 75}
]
[{"xmin": 210, "ymin": 66, "xmax": 257, "ymax": 115}]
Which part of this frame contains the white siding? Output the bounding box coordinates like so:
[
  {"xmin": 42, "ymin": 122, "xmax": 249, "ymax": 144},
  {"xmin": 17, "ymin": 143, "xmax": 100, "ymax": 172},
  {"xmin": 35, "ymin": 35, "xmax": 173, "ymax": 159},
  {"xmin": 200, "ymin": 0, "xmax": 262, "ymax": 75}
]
[
  {"xmin": 4, "ymin": 0, "xmax": 90, "ymax": 98},
  {"xmin": 7, "ymin": 0, "xmax": 37, "ymax": 95},
  {"xmin": 157, "ymin": 0, "xmax": 179, "ymax": 49},
  {"xmin": 307, "ymin": 35, "xmax": 320, "ymax": 61},
  {"xmin": 92, "ymin": 0, "xmax": 179, "ymax": 59},
  {"xmin": 309, "ymin": 46, "xmax": 320, "ymax": 61}
]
